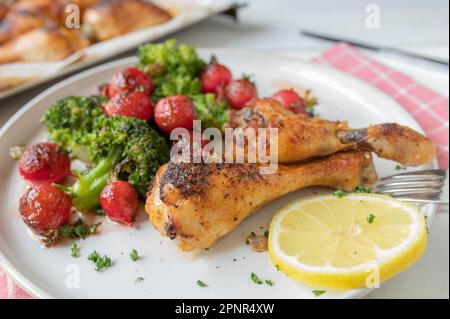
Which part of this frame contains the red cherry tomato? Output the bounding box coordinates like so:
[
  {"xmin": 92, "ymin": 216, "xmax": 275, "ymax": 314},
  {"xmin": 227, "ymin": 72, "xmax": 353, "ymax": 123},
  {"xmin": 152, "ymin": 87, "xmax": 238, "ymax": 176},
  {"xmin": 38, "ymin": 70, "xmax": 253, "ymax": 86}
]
[
  {"xmin": 19, "ymin": 184, "xmax": 72, "ymax": 234},
  {"xmin": 225, "ymin": 79, "xmax": 258, "ymax": 109},
  {"xmin": 154, "ymin": 95, "xmax": 197, "ymax": 134},
  {"xmin": 100, "ymin": 181, "xmax": 138, "ymax": 226},
  {"xmin": 108, "ymin": 67, "xmax": 153, "ymax": 96},
  {"xmin": 19, "ymin": 142, "xmax": 71, "ymax": 183},
  {"xmin": 200, "ymin": 60, "xmax": 232, "ymax": 94},
  {"xmin": 270, "ymin": 89, "xmax": 305, "ymax": 114},
  {"xmin": 103, "ymin": 91, "xmax": 153, "ymax": 121}
]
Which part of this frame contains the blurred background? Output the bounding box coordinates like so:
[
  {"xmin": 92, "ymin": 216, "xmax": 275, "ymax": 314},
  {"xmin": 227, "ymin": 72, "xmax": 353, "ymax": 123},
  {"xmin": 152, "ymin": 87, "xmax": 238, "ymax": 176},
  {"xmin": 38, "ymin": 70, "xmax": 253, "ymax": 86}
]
[{"xmin": 0, "ymin": 0, "xmax": 448, "ymax": 299}]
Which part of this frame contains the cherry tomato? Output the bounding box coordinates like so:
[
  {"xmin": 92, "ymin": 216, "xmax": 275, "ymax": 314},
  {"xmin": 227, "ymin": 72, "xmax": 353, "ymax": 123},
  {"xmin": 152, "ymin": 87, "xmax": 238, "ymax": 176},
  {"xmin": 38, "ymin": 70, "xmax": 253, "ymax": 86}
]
[
  {"xmin": 104, "ymin": 91, "xmax": 153, "ymax": 121},
  {"xmin": 108, "ymin": 67, "xmax": 154, "ymax": 96},
  {"xmin": 270, "ymin": 89, "xmax": 305, "ymax": 114},
  {"xmin": 19, "ymin": 184, "xmax": 72, "ymax": 234},
  {"xmin": 100, "ymin": 181, "xmax": 138, "ymax": 226},
  {"xmin": 200, "ymin": 58, "xmax": 232, "ymax": 94},
  {"xmin": 225, "ymin": 78, "xmax": 258, "ymax": 109},
  {"xmin": 19, "ymin": 142, "xmax": 71, "ymax": 183},
  {"xmin": 154, "ymin": 95, "xmax": 197, "ymax": 134}
]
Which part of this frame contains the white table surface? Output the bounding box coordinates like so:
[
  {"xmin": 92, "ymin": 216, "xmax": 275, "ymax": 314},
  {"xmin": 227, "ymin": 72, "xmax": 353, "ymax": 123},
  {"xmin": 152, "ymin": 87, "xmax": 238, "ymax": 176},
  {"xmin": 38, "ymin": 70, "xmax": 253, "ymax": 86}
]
[{"xmin": 0, "ymin": 0, "xmax": 448, "ymax": 299}]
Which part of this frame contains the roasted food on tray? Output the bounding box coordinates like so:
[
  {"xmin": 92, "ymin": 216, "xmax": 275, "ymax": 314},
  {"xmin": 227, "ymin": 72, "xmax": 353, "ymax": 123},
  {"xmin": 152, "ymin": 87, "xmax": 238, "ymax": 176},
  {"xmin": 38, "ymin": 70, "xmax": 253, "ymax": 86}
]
[{"xmin": 0, "ymin": 0, "xmax": 171, "ymax": 63}]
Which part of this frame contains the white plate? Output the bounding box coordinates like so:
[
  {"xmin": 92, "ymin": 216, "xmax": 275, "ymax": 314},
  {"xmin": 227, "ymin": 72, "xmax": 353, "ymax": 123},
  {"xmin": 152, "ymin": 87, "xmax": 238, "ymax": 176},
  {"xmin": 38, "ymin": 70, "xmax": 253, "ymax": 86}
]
[{"xmin": 0, "ymin": 49, "xmax": 437, "ymax": 299}]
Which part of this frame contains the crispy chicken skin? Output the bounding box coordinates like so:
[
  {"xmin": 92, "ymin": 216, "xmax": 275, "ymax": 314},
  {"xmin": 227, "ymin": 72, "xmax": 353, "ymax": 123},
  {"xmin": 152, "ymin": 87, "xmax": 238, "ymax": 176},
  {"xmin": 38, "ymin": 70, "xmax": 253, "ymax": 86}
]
[
  {"xmin": 82, "ymin": 0, "xmax": 171, "ymax": 41},
  {"xmin": 146, "ymin": 151, "xmax": 377, "ymax": 251},
  {"xmin": 0, "ymin": 0, "xmax": 63, "ymax": 45},
  {"xmin": 0, "ymin": 25, "xmax": 88, "ymax": 63},
  {"xmin": 0, "ymin": 3, "xmax": 10, "ymax": 21},
  {"xmin": 227, "ymin": 99, "xmax": 436, "ymax": 166}
]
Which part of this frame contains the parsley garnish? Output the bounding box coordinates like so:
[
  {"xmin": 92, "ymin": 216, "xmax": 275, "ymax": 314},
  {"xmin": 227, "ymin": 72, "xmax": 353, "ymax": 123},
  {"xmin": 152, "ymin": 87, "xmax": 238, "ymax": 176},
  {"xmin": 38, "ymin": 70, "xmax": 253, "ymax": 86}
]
[
  {"xmin": 70, "ymin": 242, "xmax": 79, "ymax": 257},
  {"xmin": 367, "ymin": 214, "xmax": 376, "ymax": 224},
  {"xmin": 312, "ymin": 290, "xmax": 326, "ymax": 297},
  {"xmin": 265, "ymin": 279, "xmax": 274, "ymax": 286},
  {"xmin": 130, "ymin": 249, "xmax": 139, "ymax": 262},
  {"xmin": 87, "ymin": 251, "xmax": 112, "ymax": 272},
  {"xmin": 333, "ymin": 189, "xmax": 348, "ymax": 198},
  {"xmin": 196, "ymin": 280, "xmax": 208, "ymax": 287},
  {"xmin": 96, "ymin": 209, "xmax": 106, "ymax": 216},
  {"xmin": 135, "ymin": 277, "xmax": 145, "ymax": 284},
  {"xmin": 275, "ymin": 265, "xmax": 281, "ymax": 271},
  {"xmin": 250, "ymin": 272, "xmax": 263, "ymax": 285},
  {"xmin": 246, "ymin": 231, "xmax": 256, "ymax": 244},
  {"xmin": 395, "ymin": 164, "xmax": 404, "ymax": 170},
  {"xmin": 59, "ymin": 219, "xmax": 101, "ymax": 239},
  {"xmin": 264, "ymin": 230, "xmax": 269, "ymax": 238},
  {"xmin": 355, "ymin": 185, "xmax": 372, "ymax": 193}
]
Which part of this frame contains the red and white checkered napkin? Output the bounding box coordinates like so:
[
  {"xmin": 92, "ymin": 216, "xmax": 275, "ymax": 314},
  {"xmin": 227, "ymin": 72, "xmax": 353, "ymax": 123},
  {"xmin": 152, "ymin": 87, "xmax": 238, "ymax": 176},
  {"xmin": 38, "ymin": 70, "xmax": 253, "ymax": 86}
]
[
  {"xmin": 1, "ymin": 43, "xmax": 448, "ymax": 299},
  {"xmin": 314, "ymin": 43, "xmax": 449, "ymax": 169}
]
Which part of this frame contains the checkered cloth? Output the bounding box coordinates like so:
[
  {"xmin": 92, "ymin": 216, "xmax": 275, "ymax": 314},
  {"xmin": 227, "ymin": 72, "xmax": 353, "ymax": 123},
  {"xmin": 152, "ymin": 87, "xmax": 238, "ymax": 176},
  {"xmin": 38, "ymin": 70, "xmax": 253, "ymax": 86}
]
[
  {"xmin": 314, "ymin": 43, "xmax": 449, "ymax": 169},
  {"xmin": 1, "ymin": 43, "xmax": 448, "ymax": 299}
]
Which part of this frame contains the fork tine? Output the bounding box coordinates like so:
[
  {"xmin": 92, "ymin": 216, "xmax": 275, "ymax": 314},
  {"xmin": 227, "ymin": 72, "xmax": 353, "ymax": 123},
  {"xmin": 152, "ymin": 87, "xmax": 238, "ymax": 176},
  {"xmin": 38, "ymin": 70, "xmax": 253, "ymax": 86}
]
[
  {"xmin": 379, "ymin": 169, "xmax": 447, "ymax": 181},
  {"xmin": 376, "ymin": 180, "xmax": 443, "ymax": 189},
  {"xmin": 377, "ymin": 188, "xmax": 442, "ymax": 195}
]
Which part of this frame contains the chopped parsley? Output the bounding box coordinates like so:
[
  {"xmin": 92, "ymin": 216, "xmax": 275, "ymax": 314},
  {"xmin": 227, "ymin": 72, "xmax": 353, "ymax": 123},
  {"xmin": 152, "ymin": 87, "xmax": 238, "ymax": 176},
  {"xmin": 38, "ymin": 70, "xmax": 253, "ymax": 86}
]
[
  {"xmin": 367, "ymin": 214, "xmax": 376, "ymax": 224},
  {"xmin": 250, "ymin": 272, "xmax": 263, "ymax": 285},
  {"xmin": 87, "ymin": 251, "xmax": 112, "ymax": 272},
  {"xmin": 246, "ymin": 231, "xmax": 256, "ymax": 244},
  {"xmin": 275, "ymin": 265, "xmax": 281, "ymax": 271},
  {"xmin": 196, "ymin": 280, "xmax": 208, "ymax": 288},
  {"xmin": 265, "ymin": 279, "xmax": 274, "ymax": 286},
  {"xmin": 70, "ymin": 242, "xmax": 79, "ymax": 257},
  {"xmin": 264, "ymin": 230, "xmax": 269, "ymax": 238},
  {"xmin": 96, "ymin": 209, "xmax": 106, "ymax": 216},
  {"xmin": 333, "ymin": 189, "xmax": 348, "ymax": 198},
  {"xmin": 312, "ymin": 290, "xmax": 326, "ymax": 297},
  {"xmin": 355, "ymin": 185, "xmax": 372, "ymax": 193},
  {"xmin": 9, "ymin": 145, "xmax": 25, "ymax": 160},
  {"xmin": 135, "ymin": 277, "xmax": 145, "ymax": 284},
  {"xmin": 395, "ymin": 164, "xmax": 405, "ymax": 170},
  {"xmin": 59, "ymin": 219, "xmax": 101, "ymax": 239},
  {"xmin": 130, "ymin": 249, "xmax": 139, "ymax": 262}
]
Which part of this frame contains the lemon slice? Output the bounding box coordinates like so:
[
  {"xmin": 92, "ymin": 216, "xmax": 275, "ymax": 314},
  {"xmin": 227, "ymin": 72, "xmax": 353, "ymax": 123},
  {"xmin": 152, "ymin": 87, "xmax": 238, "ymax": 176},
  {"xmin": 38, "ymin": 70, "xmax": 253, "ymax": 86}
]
[{"xmin": 268, "ymin": 194, "xmax": 427, "ymax": 289}]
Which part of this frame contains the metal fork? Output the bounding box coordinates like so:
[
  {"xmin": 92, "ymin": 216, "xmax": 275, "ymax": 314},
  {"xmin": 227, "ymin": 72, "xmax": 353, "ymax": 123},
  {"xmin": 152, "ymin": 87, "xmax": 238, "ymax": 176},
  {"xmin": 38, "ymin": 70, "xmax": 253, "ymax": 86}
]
[{"xmin": 373, "ymin": 170, "xmax": 449, "ymax": 205}]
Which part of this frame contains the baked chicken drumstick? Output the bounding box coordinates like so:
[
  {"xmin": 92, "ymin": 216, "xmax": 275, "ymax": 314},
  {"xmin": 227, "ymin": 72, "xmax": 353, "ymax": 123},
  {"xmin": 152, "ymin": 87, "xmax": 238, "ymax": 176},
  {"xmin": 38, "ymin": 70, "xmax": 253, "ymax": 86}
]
[
  {"xmin": 227, "ymin": 99, "xmax": 435, "ymax": 166},
  {"xmin": 146, "ymin": 151, "xmax": 377, "ymax": 251}
]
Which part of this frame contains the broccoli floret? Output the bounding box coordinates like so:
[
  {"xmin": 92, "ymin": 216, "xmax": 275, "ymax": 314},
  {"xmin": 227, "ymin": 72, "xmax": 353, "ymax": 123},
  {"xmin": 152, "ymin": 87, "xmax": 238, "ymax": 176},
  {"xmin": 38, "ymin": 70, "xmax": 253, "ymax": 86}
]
[
  {"xmin": 191, "ymin": 93, "xmax": 230, "ymax": 129},
  {"xmin": 138, "ymin": 39, "xmax": 230, "ymax": 129},
  {"xmin": 138, "ymin": 39, "xmax": 205, "ymax": 102},
  {"xmin": 41, "ymin": 96, "xmax": 104, "ymax": 161},
  {"xmin": 43, "ymin": 97, "xmax": 170, "ymax": 211},
  {"xmin": 88, "ymin": 116, "xmax": 170, "ymax": 198}
]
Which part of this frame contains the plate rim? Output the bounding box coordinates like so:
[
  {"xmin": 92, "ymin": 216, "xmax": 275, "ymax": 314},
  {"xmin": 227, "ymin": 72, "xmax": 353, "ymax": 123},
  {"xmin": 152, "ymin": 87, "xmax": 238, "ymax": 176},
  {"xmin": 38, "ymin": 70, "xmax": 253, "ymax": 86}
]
[{"xmin": 0, "ymin": 49, "xmax": 438, "ymax": 299}]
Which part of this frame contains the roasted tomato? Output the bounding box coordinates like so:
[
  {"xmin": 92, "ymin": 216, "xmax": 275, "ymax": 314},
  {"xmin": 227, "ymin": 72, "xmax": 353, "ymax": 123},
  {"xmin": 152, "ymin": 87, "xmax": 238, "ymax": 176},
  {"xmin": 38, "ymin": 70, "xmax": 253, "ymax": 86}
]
[
  {"xmin": 108, "ymin": 67, "xmax": 154, "ymax": 96},
  {"xmin": 200, "ymin": 57, "xmax": 233, "ymax": 95},
  {"xmin": 225, "ymin": 78, "xmax": 258, "ymax": 109},
  {"xmin": 100, "ymin": 181, "xmax": 138, "ymax": 226},
  {"xmin": 19, "ymin": 142, "xmax": 71, "ymax": 183},
  {"xmin": 154, "ymin": 95, "xmax": 197, "ymax": 134},
  {"xmin": 270, "ymin": 89, "xmax": 305, "ymax": 114},
  {"xmin": 19, "ymin": 184, "xmax": 72, "ymax": 234},
  {"xmin": 103, "ymin": 91, "xmax": 153, "ymax": 121}
]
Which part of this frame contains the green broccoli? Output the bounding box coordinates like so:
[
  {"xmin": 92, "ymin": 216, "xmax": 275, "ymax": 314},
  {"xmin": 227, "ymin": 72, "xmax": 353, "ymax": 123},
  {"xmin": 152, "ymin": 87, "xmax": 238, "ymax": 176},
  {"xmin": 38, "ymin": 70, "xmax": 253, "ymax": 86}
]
[
  {"xmin": 138, "ymin": 39, "xmax": 205, "ymax": 102},
  {"xmin": 138, "ymin": 39, "xmax": 230, "ymax": 129},
  {"xmin": 41, "ymin": 96, "xmax": 104, "ymax": 161},
  {"xmin": 42, "ymin": 97, "xmax": 170, "ymax": 212}
]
